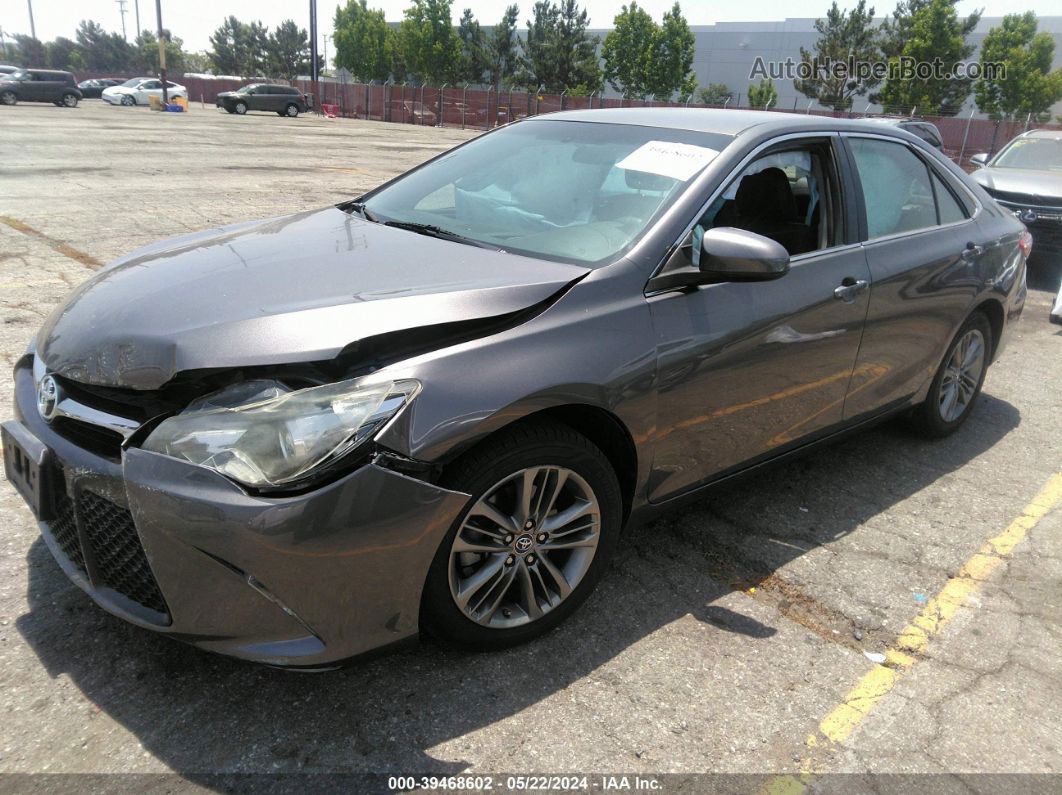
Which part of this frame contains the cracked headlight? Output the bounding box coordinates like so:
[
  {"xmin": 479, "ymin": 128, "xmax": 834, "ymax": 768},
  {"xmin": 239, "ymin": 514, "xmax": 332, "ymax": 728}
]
[{"xmin": 143, "ymin": 378, "xmax": 419, "ymax": 488}]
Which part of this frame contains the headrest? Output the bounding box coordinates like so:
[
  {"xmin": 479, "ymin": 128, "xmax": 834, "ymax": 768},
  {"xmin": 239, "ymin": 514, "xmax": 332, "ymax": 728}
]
[{"xmin": 735, "ymin": 167, "xmax": 797, "ymax": 221}]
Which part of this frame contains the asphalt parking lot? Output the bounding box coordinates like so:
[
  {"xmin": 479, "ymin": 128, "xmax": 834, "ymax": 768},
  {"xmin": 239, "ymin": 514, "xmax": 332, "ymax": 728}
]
[{"xmin": 1, "ymin": 101, "xmax": 1060, "ymax": 787}]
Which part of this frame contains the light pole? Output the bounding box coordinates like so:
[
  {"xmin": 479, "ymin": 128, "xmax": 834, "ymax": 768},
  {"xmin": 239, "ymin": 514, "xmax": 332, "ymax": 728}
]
[
  {"xmin": 116, "ymin": 0, "xmax": 128, "ymax": 41},
  {"xmin": 322, "ymin": 33, "xmax": 330, "ymax": 76},
  {"xmin": 26, "ymin": 0, "xmax": 36, "ymax": 40},
  {"xmin": 134, "ymin": 0, "xmax": 141, "ymax": 42},
  {"xmin": 309, "ymin": 0, "xmax": 319, "ymax": 110},
  {"xmin": 155, "ymin": 0, "xmax": 168, "ymax": 105}
]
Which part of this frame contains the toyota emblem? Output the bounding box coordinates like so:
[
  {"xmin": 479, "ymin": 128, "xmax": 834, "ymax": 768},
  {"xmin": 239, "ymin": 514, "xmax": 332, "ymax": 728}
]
[
  {"xmin": 37, "ymin": 375, "xmax": 59, "ymax": 421},
  {"xmin": 514, "ymin": 534, "xmax": 534, "ymax": 553}
]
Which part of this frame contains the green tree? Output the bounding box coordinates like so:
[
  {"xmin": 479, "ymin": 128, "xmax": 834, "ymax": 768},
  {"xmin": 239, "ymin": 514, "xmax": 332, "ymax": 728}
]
[
  {"xmin": 697, "ymin": 82, "xmax": 732, "ymax": 104},
  {"xmin": 649, "ymin": 3, "xmax": 696, "ymax": 100},
  {"xmin": 245, "ymin": 21, "xmax": 271, "ymax": 75},
  {"xmin": 397, "ymin": 0, "xmax": 461, "ymax": 84},
  {"xmin": 45, "ymin": 37, "xmax": 82, "ymax": 70},
  {"xmin": 12, "ymin": 35, "xmax": 46, "ymax": 67},
  {"xmin": 748, "ymin": 78, "xmax": 778, "ymax": 108},
  {"xmin": 873, "ymin": 0, "xmax": 980, "ymax": 113},
  {"xmin": 334, "ymin": 0, "xmax": 395, "ymax": 82},
  {"xmin": 76, "ymin": 20, "xmax": 137, "ymax": 71},
  {"xmin": 457, "ymin": 8, "xmax": 490, "ymax": 83},
  {"xmin": 183, "ymin": 51, "xmax": 212, "ymax": 74},
  {"xmin": 793, "ymin": 1, "xmax": 880, "ymax": 111},
  {"xmin": 139, "ymin": 29, "xmax": 186, "ymax": 74},
  {"xmin": 519, "ymin": 1, "xmax": 601, "ymax": 92},
  {"xmin": 489, "ymin": 4, "xmax": 521, "ymax": 86},
  {"xmin": 601, "ymin": 2, "xmax": 656, "ymax": 98},
  {"xmin": 268, "ymin": 20, "xmax": 312, "ymax": 79},
  {"xmin": 208, "ymin": 16, "xmax": 246, "ymax": 74},
  {"xmin": 975, "ymin": 12, "xmax": 1062, "ymax": 121}
]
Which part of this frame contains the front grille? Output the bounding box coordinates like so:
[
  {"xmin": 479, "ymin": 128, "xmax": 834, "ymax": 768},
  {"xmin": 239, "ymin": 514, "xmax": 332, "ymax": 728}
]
[
  {"xmin": 51, "ymin": 417, "xmax": 124, "ymax": 460},
  {"xmin": 78, "ymin": 491, "xmax": 169, "ymax": 616},
  {"xmin": 49, "ymin": 493, "xmax": 86, "ymax": 575}
]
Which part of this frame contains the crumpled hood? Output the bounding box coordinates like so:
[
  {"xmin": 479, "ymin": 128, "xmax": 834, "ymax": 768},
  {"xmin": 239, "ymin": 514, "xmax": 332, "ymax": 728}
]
[
  {"xmin": 37, "ymin": 207, "xmax": 588, "ymax": 389},
  {"xmin": 971, "ymin": 167, "xmax": 1062, "ymax": 200}
]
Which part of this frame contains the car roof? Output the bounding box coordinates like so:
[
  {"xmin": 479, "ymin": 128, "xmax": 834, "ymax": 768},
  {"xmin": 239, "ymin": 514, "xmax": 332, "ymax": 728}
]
[
  {"xmin": 539, "ymin": 107, "xmax": 933, "ymax": 139},
  {"xmin": 1023, "ymin": 128, "xmax": 1062, "ymax": 140}
]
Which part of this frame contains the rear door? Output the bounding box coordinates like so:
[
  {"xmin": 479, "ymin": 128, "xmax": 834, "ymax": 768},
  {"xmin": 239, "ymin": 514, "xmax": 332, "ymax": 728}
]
[
  {"xmin": 646, "ymin": 134, "xmax": 872, "ymax": 501},
  {"xmin": 840, "ymin": 134, "xmax": 990, "ymax": 420}
]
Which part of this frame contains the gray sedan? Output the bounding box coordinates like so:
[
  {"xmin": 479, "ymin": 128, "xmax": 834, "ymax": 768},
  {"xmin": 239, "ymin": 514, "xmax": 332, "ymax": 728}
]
[{"xmin": 2, "ymin": 109, "xmax": 1028, "ymax": 667}]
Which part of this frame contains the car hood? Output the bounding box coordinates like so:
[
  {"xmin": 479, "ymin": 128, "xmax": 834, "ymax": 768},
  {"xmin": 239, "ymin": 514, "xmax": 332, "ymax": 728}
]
[
  {"xmin": 971, "ymin": 167, "xmax": 1062, "ymax": 200},
  {"xmin": 36, "ymin": 207, "xmax": 589, "ymax": 390}
]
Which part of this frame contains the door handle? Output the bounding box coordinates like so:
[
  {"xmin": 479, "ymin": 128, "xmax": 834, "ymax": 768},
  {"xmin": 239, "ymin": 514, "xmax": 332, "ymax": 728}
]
[
  {"xmin": 961, "ymin": 242, "xmax": 984, "ymax": 261},
  {"xmin": 833, "ymin": 277, "xmax": 869, "ymax": 302}
]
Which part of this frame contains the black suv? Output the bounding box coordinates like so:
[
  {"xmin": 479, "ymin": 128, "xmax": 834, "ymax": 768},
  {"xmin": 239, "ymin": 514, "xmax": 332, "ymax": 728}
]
[
  {"xmin": 216, "ymin": 84, "xmax": 309, "ymax": 117},
  {"xmin": 0, "ymin": 69, "xmax": 82, "ymax": 107}
]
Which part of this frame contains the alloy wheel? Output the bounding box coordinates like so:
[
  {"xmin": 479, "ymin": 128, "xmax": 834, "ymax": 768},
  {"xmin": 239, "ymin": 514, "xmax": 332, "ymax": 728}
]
[
  {"xmin": 121, "ymin": 95, "xmax": 134, "ymax": 106},
  {"xmin": 448, "ymin": 466, "xmax": 601, "ymax": 629},
  {"xmin": 0, "ymin": 91, "xmax": 16, "ymax": 105},
  {"xmin": 235, "ymin": 102, "xmax": 247, "ymax": 114},
  {"xmin": 286, "ymin": 103, "xmax": 299, "ymax": 117},
  {"xmin": 62, "ymin": 94, "xmax": 77, "ymax": 107},
  {"xmin": 938, "ymin": 328, "xmax": 985, "ymax": 422}
]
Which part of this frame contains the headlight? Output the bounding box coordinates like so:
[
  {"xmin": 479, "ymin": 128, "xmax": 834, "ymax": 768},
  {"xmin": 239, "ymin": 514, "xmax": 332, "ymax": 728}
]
[{"xmin": 143, "ymin": 378, "xmax": 419, "ymax": 488}]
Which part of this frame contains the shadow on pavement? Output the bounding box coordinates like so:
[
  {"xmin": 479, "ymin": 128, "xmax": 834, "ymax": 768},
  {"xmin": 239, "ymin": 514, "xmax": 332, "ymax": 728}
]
[{"xmin": 16, "ymin": 394, "xmax": 1020, "ymax": 778}]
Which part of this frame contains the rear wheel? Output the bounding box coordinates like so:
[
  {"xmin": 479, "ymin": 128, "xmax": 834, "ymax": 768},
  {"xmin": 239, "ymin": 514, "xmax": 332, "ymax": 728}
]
[
  {"xmin": 61, "ymin": 92, "xmax": 78, "ymax": 108},
  {"xmin": 234, "ymin": 101, "xmax": 247, "ymax": 115},
  {"xmin": 911, "ymin": 311, "xmax": 992, "ymax": 437},
  {"xmin": 284, "ymin": 102, "xmax": 299, "ymax": 117},
  {"xmin": 421, "ymin": 419, "xmax": 622, "ymax": 650},
  {"xmin": 0, "ymin": 90, "xmax": 16, "ymax": 106}
]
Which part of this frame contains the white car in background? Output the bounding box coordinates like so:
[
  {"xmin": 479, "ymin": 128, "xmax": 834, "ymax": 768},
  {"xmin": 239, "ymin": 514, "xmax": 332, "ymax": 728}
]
[{"xmin": 102, "ymin": 77, "xmax": 186, "ymax": 106}]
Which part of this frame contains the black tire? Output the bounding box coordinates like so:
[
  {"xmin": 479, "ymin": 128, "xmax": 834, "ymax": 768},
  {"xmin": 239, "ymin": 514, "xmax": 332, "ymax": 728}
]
[
  {"xmin": 61, "ymin": 93, "xmax": 79, "ymax": 108},
  {"xmin": 234, "ymin": 101, "xmax": 247, "ymax": 115},
  {"xmin": 225, "ymin": 107, "xmax": 235, "ymax": 113},
  {"xmin": 276, "ymin": 110, "xmax": 286, "ymax": 116},
  {"xmin": 284, "ymin": 102, "xmax": 299, "ymax": 117},
  {"xmin": 910, "ymin": 311, "xmax": 993, "ymax": 437},
  {"xmin": 1, "ymin": 90, "xmax": 17, "ymax": 106},
  {"xmin": 421, "ymin": 418, "xmax": 622, "ymax": 651}
]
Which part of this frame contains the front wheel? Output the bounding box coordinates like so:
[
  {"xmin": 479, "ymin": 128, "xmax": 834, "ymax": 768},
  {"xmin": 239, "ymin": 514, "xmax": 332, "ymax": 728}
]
[
  {"xmin": 234, "ymin": 101, "xmax": 247, "ymax": 115},
  {"xmin": 0, "ymin": 90, "xmax": 16, "ymax": 106},
  {"xmin": 120, "ymin": 94, "xmax": 135, "ymax": 106},
  {"xmin": 421, "ymin": 419, "xmax": 622, "ymax": 650},
  {"xmin": 911, "ymin": 311, "xmax": 992, "ymax": 437}
]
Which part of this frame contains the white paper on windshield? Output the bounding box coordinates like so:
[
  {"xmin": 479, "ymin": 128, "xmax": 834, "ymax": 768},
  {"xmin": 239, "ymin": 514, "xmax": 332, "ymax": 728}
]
[{"xmin": 617, "ymin": 141, "xmax": 720, "ymax": 181}]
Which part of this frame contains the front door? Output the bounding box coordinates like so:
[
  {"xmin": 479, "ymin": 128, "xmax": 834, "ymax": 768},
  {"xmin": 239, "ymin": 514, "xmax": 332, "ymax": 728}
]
[{"xmin": 647, "ymin": 136, "xmax": 871, "ymax": 502}]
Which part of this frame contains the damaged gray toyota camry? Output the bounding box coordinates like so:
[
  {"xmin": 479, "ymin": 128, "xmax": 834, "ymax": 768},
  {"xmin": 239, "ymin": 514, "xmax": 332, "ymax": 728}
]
[{"xmin": 3, "ymin": 109, "xmax": 1028, "ymax": 668}]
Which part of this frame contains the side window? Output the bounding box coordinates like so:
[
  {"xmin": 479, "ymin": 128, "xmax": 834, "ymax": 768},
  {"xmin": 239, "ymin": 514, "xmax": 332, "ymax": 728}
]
[
  {"xmin": 931, "ymin": 171, "xmax": 968, "ymax": 225},
  {"xmin": 142, "ymin": 80, "xmax": 161, "ymax": 90},
  {"xmin": 849, "ymin": 138, "xmax": 936, "ymax": 239},
  {"xmin": 693, "ymin": 142, "xmax": 842, "ymax": 258}
]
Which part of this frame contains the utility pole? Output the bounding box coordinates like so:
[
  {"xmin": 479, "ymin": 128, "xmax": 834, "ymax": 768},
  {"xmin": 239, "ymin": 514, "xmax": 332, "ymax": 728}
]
[
  {"xmin": 116, "ymin": 0, "xmax": 128, "ymax": 41},
  {"xmin": 322, "ymin": 33, "xmax": 330, "ymax": 77},
  {"xmin": 134, "ymin": 0, "xmax": 141, "ymax": 42},
  {"xmin": 155, "ymin": 0, "xmax": 168, "ymax": 105},
  {"xmin": 26, "ymin": 0, "xmax": 36, "ymax": 40},
  {"xmin": 309, "ymin": 0, "xmax": 319, "ymax": 109}
]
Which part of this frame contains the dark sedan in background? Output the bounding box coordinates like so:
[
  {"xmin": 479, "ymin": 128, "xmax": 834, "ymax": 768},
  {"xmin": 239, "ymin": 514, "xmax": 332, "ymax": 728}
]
[
  {"xmin": 971, "ymin": 129, "xmax": 1062, "ymax": 262},
  {"xmin": 216, "ymin": 83, "xmax": 309, "ymax": 117},
  {"xmin": 3, "ymin": 109, "xmax": 1028, "ymax": 668},
  {"xmin": 77, "ymin": 78, "xmax": 121, "ymax": 99}
]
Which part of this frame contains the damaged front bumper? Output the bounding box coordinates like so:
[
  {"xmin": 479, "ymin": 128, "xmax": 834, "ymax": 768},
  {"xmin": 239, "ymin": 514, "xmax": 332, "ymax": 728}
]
[{"xmin": 6, "ymin": 358, "xmax": 469, "ymax": 667}]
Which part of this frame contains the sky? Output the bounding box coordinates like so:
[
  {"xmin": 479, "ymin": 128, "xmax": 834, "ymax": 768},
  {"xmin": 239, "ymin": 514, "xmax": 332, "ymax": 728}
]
[{"xmin": 7, "ymin": 0, "xmax": 1061, "ymax": 54}]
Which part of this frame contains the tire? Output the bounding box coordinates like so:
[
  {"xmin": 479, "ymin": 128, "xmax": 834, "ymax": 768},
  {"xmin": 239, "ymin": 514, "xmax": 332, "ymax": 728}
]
[
  {"xmin": 61, "ymin": 93, "xmax": 78, "ymax": 108},
  {"xmin": 234, "ymin": 101, "xmax": 247, "ymax": 115},
  {"xmin": 910, "ymin": 311, "xmax": 993, "ymax": 437},
  {"xmin": 225, "ymin": 107, "xmax": 235, "ymax": 114},
  {"xmin": 284, "ymin": 102, "xmax": 299, "ymax": 117},
  {"xmin": 121, "ymin": 94, "xmax": 135, "ymax": 106},
  {"xmin": 421, "ymin": 418, "xmax": 622, "ymax": 651},
  {"xmin": 0, "ymin": 90, "xmax": 16, "ymax": 106}
]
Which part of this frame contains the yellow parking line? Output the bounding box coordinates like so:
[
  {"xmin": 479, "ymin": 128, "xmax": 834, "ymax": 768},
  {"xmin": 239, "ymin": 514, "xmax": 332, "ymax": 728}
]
[{"xmin": 764, "ymin": 471, "xmax": 1062, "ymax": 793}]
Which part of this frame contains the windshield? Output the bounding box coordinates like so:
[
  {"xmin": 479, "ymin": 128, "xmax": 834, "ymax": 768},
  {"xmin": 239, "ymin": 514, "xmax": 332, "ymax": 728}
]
[
  {"xmin": 992, "ymin": 137, "xmax": 1062, "ymax": 171},
  {"xmin": 361, "ymin": 119, "xmax": 733, "ymax": 265},
  {"xmin": 120, "ymin": 78, "xmax": 143, "ymax": 87}
]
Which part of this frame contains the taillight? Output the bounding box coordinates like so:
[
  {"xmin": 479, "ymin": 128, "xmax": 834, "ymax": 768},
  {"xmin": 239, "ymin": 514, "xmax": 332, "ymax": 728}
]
[{"xmin": 1018, "ymin": 228, "xmax": 1033, "ymax": 259}]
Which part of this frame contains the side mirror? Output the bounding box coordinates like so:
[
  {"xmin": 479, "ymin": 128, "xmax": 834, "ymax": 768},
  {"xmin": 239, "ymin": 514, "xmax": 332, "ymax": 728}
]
[
  {"xmin": 970, "ymin": 153, "xmax": 989, "ymax": 167},
  {"xmin": 647, "ymin": 227, "xmax": 790, "ymax": 292}
]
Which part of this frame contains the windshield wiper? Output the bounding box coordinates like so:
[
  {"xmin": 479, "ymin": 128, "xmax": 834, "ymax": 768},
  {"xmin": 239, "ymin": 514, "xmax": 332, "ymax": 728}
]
[
  {"xmin": 337, "ymin": 200, "xmax": 378, "ymax": 222},
  {"xmin": 382, "ymin": 220, "xmax": 503, "ymax": 250}
]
